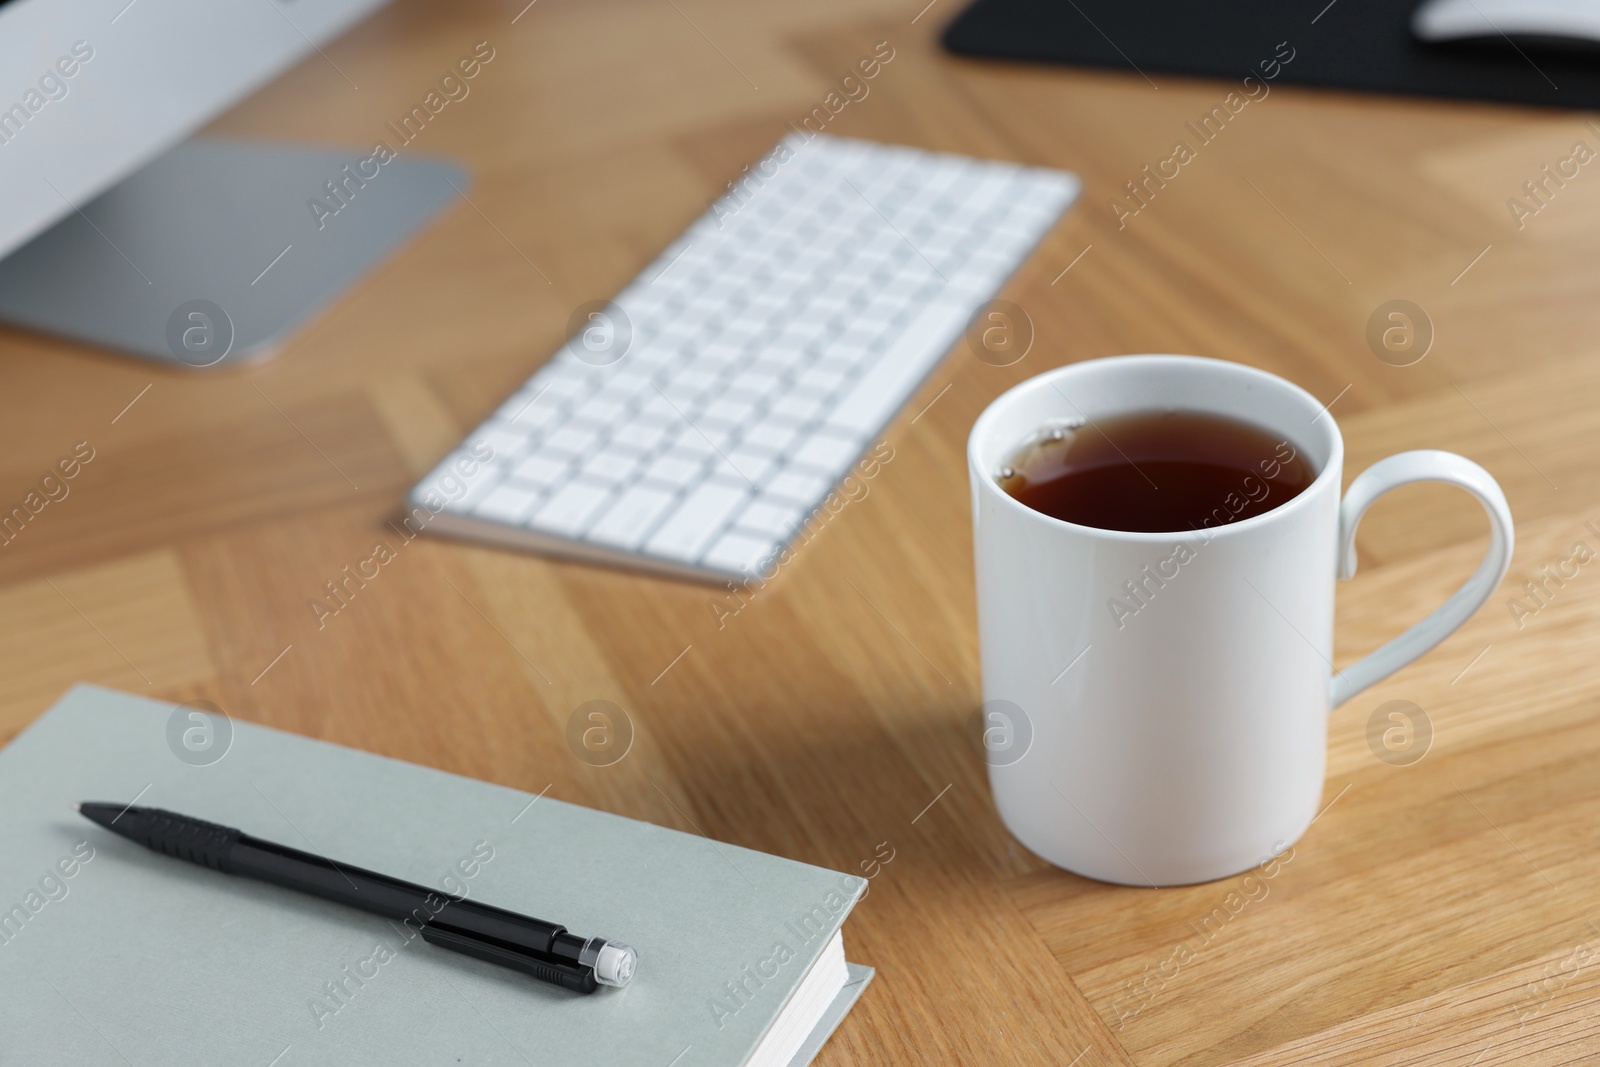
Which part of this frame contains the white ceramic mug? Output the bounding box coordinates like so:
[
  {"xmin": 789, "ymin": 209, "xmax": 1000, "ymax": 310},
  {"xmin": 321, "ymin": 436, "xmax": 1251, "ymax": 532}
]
[{"xmin": 968, "ymin": 355, "xmax": 1514, "ymax": 886}]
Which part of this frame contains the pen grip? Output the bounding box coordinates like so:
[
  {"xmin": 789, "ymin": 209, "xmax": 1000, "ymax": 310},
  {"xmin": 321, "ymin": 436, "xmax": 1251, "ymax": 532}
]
[{"xmin": 123, "ymin": 809, "xmax": 240, "ymax": 871}]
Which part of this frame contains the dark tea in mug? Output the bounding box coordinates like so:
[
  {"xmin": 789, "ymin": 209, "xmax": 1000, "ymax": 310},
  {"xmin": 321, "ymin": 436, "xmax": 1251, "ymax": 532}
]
[{"xmin": 997, "ymin": 410, "xmax": 1315, "ymax": 533}]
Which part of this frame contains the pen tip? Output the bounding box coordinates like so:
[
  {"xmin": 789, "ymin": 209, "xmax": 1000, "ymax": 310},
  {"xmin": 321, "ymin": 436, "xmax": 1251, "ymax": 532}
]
[{"xmin": 72, "ymin": 803, "xmax": 81, "ymax": 812}]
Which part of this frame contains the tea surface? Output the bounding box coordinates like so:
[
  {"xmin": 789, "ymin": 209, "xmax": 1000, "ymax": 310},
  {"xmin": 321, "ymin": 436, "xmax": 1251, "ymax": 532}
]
[{"xmin": 998, "ymin": 410, "xmax": 1315, "ymax": 532}]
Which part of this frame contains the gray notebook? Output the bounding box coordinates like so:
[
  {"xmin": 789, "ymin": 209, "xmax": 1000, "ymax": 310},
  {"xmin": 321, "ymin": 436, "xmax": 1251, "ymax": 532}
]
[{"xmin": 0, "ymin": 685, "xmax": 872, "ymax": 1066}]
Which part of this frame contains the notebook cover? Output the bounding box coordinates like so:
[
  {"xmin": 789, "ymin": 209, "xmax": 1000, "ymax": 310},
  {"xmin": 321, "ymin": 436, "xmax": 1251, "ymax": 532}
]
[
  {"xmin": 944, "ymin": 0, "xmax": 1600, "ymax": 111},
  {"xmin": 0, "ymin": 685, "xmax": 868, "ymax": 1066}
]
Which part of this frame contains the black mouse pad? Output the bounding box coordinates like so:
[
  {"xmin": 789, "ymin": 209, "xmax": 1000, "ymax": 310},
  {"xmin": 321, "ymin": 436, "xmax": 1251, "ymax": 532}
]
[{"xmin": 942, "ymin": 0, "xmax": 1600, "ymax": 111}]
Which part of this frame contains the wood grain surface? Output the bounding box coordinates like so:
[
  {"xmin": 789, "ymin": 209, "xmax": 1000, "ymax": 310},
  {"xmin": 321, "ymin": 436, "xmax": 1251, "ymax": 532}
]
[{"xmin": 5, "ymin": 1, "xmax": 1599, "ymax": 1063}]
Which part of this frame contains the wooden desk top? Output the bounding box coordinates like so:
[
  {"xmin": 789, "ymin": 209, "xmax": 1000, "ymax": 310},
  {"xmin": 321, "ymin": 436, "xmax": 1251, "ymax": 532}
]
[{"xmin": 5, "ymin": 1, "xmax": 1598, "ymax": 1063}]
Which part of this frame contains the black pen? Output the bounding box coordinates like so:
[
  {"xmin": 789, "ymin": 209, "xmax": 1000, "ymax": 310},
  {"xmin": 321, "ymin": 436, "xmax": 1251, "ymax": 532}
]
[{"xmin": 77, "ymin": 803, "xmax": 636, "ymax": 994}]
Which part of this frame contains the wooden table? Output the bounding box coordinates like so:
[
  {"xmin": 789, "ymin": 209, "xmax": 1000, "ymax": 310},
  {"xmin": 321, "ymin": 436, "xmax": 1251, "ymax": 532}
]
[{"xmin": 5, "ymin": 1, "xmax": 1598, "ymax": 1063}]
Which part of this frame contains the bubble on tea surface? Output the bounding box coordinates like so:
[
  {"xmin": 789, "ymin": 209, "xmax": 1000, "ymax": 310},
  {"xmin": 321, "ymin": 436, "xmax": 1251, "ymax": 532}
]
[
  {"xmin": 995, "ymin": 421, "xmax": 1080, "ymax": 497},
  {"xmin": 566, "ymin": 699, "xmax": 635, "ymax": 767},
  {"xmin": 965, "ymin": 699, "xmax": 1034, "ymax": 767},
  {"xmin": 165, "ymin": 700, "xmax": 234, "ymax": 766},
  {"xmin": 1365, "ymin": 699, "xmax": 1432, "ymax": 767},
  {"xmin": 966, "ymin": 300, "xmax": 1034, "ymax": 367},
  {"xmin": 1366, "ymin": 299, "xmax": 1432, "ymax": 367}
]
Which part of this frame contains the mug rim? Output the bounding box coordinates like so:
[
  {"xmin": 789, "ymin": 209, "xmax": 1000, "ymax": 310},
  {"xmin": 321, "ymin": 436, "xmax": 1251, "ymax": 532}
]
[{"xmin": 967, "ymin": 354, "xmax": 1346, "ymax": 543}]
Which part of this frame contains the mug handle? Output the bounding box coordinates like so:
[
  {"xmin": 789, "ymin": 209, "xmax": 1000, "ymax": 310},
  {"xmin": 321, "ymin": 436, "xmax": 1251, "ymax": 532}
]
[{"xmin": 1330, "ymin": 450, "xmax": 1515, "ymax": 709}]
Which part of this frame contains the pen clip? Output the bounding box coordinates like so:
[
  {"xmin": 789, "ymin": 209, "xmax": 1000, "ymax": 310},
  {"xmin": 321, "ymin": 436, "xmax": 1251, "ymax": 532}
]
[{"xmin": 420, "ymin": 923, "xmax": 599, "ymax": 994}]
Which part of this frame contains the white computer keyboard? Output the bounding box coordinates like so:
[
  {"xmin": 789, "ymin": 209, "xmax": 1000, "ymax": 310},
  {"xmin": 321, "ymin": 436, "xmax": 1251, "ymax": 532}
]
[{"xmin": 412, "ymin": 133, "xmax": 1079, "ymax": 581}]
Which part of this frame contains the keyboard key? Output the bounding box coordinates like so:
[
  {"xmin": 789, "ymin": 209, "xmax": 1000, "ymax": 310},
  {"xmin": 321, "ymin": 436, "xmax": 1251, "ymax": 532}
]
[
  {"xmin": 581, "ymin": 450, "xmax": 642, "ymax": 484},
  {"xmin": 611, "ymin": 420, "xmax": 672, "ymax": 451},
  {"xmin": 645, "ymin": 482, "xmax": 750, "ymax": 562},
  {"xmin": 638, "ymin": 392, "xmax": 682, "ymax": 422},
  {"xmin": 862, "ymin": 291, "xmax": 911, "ymax": 322},
  {"xmin": 770, "ymin": 392, "xmax": 826, "ymax": 423},
  {"xmin": 702, "ymin": 531, "xmax": 778, "ymax": 576},
  {"xmin": 475, "ymin": 485, "xmax": 541, "ymax": 524},
  {"xmin": 741, "ymin": 421, "xmax": 800, "ymax": 453},
  {"xmin": 703, "ymin": 395, "xmax": 759, "ymax": 425},
  {"xmin": 961, "ymin": 171, "xmax": 1013, "ymax": 212},
  {"xmin": 576, "ymin": 396, "xmax": 629, "ymax": 425},
  {"xmin": 737, "ymin": 498, "xmax": 809, "ymax": 539},
  {"xmin": 745, "ymin": 290, "xmax": 791, "ymax": 315},
  {"xmin": 772, "ymin": 319, "xmax": 827, "ymax": 348},
  {"xmin": 466, "ymin": 425, "xmax": 535, "ymax": 463},
  {"xmin": 815, "ymin": 339, "xmax": 874, "ymax": 371},
  {"xmin": 878, "ymin": 275, "xmax": 926, "ymax": 302},
  {"xmin": 766, "ymin": 468, "xmax": 833, "ymax": 505},
  {"xmin": 644, "ymin": 452, "xmax": 706, "ymax": 487},
  {"xmin": 422, "ymin": 448, "xmax": 504, "ymax": 509},
  {"xmin": 531, "ymin": 482, "xmax": 613, "ymax": 537},
  {"xmin": 723, "ymin": 446, "xmax": 777, "ymax": 483},
  {"xmin": 537, "ymin": 373, "xmax": 590, "ymax": 402},
  {"xmin": 697, "ymin": 339, "xmax": 747, "ymax": 368},
  {"xmin": 588, "ymin": 485, "xmax": 678, "ymax": 550},
  {"xmin": 824, "ymin": 292, "xmax": 977, "ymax": 437},
  {"xmin": 457, "ymin": 466, "xmax": 504, "ymax": 508},
  {"xmin": 794, "ymin": 362, "xmax": 852, "ymax": 396},
  {"xmin": 512, "ymin": 453, "xmax": 571, "ymax": 488},
  {"xmin": 662, "ymin": 367, "xmax": 720, "ymax": 401},
  {"xmin": 543, "ymin": 423, "xmax": 603, "ymax": 456},
  {"xmin": 667, "ymin": 426, "xmax": 719, "ymax": 458},
  {"xmin": 791, "ymin": 433, "xmax": 862, "ymax": 472},
  {"xmin": 495, "ymin": 391, "xmax": 564, "ymax": 429},
  {"xmin": 730, "ymin": 367, "xmax": 785, "ymax": 398},
  {"xmin": 753, "ymin": 349, "xmax": 804, "ymax": 379}
]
